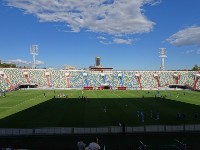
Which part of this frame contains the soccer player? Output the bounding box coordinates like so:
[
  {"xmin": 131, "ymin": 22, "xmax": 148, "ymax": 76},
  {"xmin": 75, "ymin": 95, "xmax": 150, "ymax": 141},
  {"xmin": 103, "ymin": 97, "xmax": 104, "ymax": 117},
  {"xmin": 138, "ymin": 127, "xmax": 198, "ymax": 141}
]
[
  {"xmin": 104, "ymin": 106, "xmax": 107, "ymax": 112},
  {"xmin": 182, "ymin": 113, "xmax": 186, "ymax": 119},
  {"xmin": 137, "ymin": 110, "xmax": 140, "ymax": 117},
  {"xmin": 141, "ymin": 113, "xmax": 144, "ymax": 122},
  {"xmin": 195, "ymin": 113, "xmax": 198, "ymax": 119},
  {"xmin": 150, "ymin": 110, "xmax": 153, "ymax": 118},
  {"xmin": 177, "ymin": 112, "xmax": 180, "ymax": 120},
  {"xmin": 156, "ymin": 112, "xmax": 160, "ymax": 120},
  {"xmin": 63, "ymin": 93, "xmax": 66, "ymax": 97},
  {"xmin": 176, "ymin": 93, "xmax": 179, "ymax": 98}
]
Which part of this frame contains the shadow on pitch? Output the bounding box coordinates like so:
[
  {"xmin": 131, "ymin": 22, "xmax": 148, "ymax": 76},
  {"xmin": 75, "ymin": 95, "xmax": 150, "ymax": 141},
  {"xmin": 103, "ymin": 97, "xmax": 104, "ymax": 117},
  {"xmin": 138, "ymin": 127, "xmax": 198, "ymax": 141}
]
[{"xmin": 0, "ymin": 97, "xmax": 200, "ymax": 128}]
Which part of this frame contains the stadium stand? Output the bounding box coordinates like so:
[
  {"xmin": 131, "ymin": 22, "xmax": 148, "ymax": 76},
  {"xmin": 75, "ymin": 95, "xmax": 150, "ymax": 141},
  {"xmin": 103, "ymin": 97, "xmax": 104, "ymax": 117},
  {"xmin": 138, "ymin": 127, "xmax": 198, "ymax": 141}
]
[{"xmin": 0, "ymin": 68, "xmax": 200, "ymax": 91}]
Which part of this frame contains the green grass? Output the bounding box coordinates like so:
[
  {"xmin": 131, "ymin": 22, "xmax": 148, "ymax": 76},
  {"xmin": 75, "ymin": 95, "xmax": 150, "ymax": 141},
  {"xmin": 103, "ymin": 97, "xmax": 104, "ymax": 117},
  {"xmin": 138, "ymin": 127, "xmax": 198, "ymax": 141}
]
[{"xmin": 0, "ymin": 89, "xmax": 200, "ymax": 128}]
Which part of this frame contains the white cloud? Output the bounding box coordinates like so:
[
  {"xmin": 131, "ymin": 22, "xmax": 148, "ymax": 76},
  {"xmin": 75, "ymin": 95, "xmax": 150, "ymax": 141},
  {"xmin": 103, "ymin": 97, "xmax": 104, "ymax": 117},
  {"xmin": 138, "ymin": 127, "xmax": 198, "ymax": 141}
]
[
  {"xmin": 97, "ymin": 36, "xmax": 106, "ymax": 40},
  {"xmin": 35, "ymin": 60, "xmax": 44, "ymax": 65},
  {"xmin": 7, "ymin": 59, "xmax": 44, "ymax": 66},
  {"xmin": 8, "ymin": 59, "xmax": 28, "ymax": 64},
  {"xmin": 97, "ymin": 36, "xmax": 111, "ymax": 44},
  {"xmin": 97, "ymin": 36, "xmax": 138, "ymax": 45},
  {"xmin": 99, "ymin": 40, "xmax": 112, "ymax": 45},
  {"xmin": 4, "ymin": 0, "xmax": 159, "ymax": 36},
  {"xmin": 150, "ymin": 0, "xmax": 162, "ymax": 6},
  {"xmin": 166, "ymin": 26, "xmax": 200, "ymax": 47},
  {"xmin": 113, "ymin": 38, "xmax": 133, "ymax": 44},
  {"xmin": 183, "ymin": 49, "xmax": 194, "ymax": 54}
]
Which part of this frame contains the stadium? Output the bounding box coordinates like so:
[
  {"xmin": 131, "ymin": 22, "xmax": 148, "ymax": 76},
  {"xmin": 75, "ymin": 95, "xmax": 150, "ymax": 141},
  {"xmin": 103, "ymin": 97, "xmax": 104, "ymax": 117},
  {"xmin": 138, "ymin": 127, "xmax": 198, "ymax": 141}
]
[
  {"xmin": 1, "ymin": 56, "xmax": 200, "ymax": 149},
  {"xmin": 1, "ymin": 0, "xmax": 200, "ymax": 149}
]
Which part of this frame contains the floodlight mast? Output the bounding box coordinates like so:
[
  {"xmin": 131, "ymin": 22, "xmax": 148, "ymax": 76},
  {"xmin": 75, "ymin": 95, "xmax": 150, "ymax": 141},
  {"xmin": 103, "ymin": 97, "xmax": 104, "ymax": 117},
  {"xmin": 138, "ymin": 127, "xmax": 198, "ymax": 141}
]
[
  {"xmin": 159, "ymin": 48, "xmax": 167, "ymax": 71},
  {"xmin": 30, "ymin": 45, "xmax": 38, "ymax": 69}
]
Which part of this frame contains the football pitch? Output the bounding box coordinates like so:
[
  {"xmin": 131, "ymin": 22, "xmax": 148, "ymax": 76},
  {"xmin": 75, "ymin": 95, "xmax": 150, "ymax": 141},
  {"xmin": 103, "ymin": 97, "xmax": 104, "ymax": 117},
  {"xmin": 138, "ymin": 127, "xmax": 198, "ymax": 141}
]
[{"xmin": 0, "ymin": 89, "xmax": 200, "ymax": 128}]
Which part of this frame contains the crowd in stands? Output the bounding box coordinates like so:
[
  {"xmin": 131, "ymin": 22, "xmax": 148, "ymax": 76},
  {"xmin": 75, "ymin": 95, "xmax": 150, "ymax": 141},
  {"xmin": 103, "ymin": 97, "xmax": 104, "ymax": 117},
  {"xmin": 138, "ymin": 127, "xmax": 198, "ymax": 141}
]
[
  {"xmin": 0, "ymin": 68, "xmax": 199, "ymax": 91},
  {"xmin": 196, "ymin": 81, "xmax": 200, "ymax": 90}
]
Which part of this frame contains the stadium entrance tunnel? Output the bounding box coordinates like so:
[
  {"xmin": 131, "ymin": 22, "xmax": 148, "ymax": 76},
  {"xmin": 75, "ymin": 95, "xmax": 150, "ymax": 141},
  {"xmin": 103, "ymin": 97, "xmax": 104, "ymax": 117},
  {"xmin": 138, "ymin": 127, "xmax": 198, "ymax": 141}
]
[
  {"xmin": 169, "ymin": 84, "xmax": 186, "ymax": 89},
  {"xmin": 103, "ymin": 86, "xmax": 110, "ymax": 89},
  {"xmin": 98, "ymin": 83, "xmax": 111, "ymax": 90},
  {"xmin": 98, "ymin": 86, "xmax": 111, "ymax": 90},
  {"xmin": 19, "ymin": 84, "xmax": 38, "ymax": 88}
]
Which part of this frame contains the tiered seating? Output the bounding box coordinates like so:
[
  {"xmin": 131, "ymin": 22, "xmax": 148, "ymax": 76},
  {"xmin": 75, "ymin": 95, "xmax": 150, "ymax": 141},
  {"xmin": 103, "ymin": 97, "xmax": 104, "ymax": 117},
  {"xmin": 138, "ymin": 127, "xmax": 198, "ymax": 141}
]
[
  {"xmin": 194, "ymin": 71, "xmax": 200, "ymax": 90},
  {"xmin": 0, "ymin": 77, "xmax": 10, "ymax": 91},
  {"xmin": 2, "ymin": 68, "xmax": 25, "ymax": 86},
  {"xmin": 105, "ymin": 73, "xmax": 114, "ymax": 86},
  {"xmin": 87, "ymin": 73, "xmax": 96, "ymax": 88},
  {"xmin": 178, "ymin": 71, "xmax": 195, "ymax": 86},
  {"xmin": 70, "ymin": 71, "xmax": 84, "ymax": 88},
  {"xmin": 0, "ymin": 69, "xmax": 23, "ymax": 91},
  {"xmin": 51, "ymin": 70, "xmax": 66, "ymax": 88},
  {"xmin": 196, "ymin": 81, "xmax": 200, "ymax": 90},
  {"xmin": 139, "ymin": 71, "xmax": 157, "ymax": 88},
  {"xmin": 0, "ymin": 68, "xmax": 198, "ymax": 90},
  {"xmin": 90, "ymin": 73, "xmax": 104, "ymax": 88},
  {"xmin": 111, "ymin": 72, "xmax": 120, "ymax": 88},
  {"xmin": 29, "ymin": 69, "xmax": 47, "ymax": 87},
  {"xmin": 123, "ymin": 71, "xmax": 135, "ymax": 88},
  {"xmin": 159, "ymin": 71, "xmax": 174, "ymax": 86},
  {"xmin": 0, "ymin": 70, "xmax": 8, "ymax": 91}
]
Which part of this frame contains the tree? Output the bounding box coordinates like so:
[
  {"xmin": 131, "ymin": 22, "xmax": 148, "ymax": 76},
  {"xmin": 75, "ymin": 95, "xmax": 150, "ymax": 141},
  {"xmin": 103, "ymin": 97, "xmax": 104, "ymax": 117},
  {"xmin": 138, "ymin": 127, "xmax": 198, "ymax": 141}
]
[{"xmin": 192, "ymin": 64, "xmax": 199, "ymax": 71}]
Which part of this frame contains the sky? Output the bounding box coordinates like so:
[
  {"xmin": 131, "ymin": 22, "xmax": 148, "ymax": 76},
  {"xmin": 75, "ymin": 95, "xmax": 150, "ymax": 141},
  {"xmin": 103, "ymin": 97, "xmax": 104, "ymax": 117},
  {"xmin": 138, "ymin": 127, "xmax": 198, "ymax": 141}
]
[{"xmin": 0, "ymin": 0, "xmax": 200, "ymax": 70}]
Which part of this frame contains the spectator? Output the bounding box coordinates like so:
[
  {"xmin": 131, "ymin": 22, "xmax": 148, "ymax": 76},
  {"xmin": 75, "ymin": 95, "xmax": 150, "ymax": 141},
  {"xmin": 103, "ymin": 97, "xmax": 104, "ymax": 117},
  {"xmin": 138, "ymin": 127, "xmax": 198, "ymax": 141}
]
[
  {"xmin": 195, "ymin": 113, "xmax": 198, "ymax": 119},
  {"xmin": 177, "ymin": 112, "xmax": 180, "ymax": 120},
  {"xmin": 77, "ymin": 138, "xmax": 86, "ymax": 150},
  {"xmin": 122, "ymin": 123, "xmax": 125, "ymax": 134},
  {"xmin": 150, "ymin": 110, "xmax": 153, "ymax": 118},
  {"xmin": 182, "ymin": 113, "xmax": 186, "ymax": 119},
  {"xmin": 88, "ymin": 137, "xmax": 100, "ymax": 150},
  {"xmin": 156, "ymin": 111, "xmax": 160, "ymax": 120}
]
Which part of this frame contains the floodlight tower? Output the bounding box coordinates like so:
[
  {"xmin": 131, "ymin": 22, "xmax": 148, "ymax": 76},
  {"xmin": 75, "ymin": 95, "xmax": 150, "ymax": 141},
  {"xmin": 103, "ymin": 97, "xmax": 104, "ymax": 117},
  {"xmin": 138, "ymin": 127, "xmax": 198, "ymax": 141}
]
[
  {"xmin": 30, "ymin": 45, "xmax": 38, "ymax": 69},
  {"xmin": 159, "ymin": 48, "xmax": 167, "ymax": 71}
]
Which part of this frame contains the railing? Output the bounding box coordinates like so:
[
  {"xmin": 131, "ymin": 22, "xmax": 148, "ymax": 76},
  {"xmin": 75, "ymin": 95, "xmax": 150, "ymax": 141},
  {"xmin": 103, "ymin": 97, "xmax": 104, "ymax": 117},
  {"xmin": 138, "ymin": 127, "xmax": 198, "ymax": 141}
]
[{"xmin": 0, "ymin": 124, "xmax": 200, "ymax": 136}]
